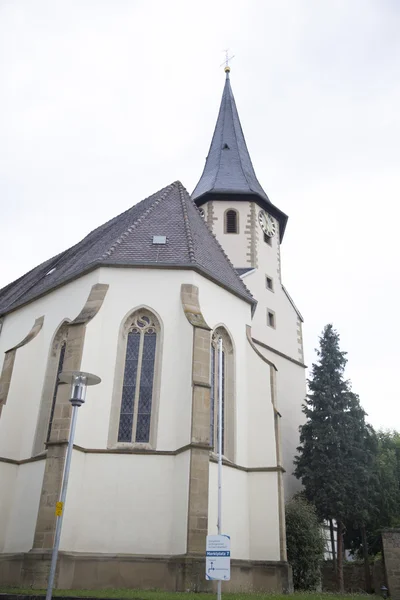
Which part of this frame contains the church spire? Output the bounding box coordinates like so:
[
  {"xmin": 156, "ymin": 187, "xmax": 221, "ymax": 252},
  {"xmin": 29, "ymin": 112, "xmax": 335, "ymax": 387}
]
[
  {"xmin": 192, "ymin": 69, "xmax": 288, "ymax": 238},
  {"xmin": 192, "ymin": 68, "xmax": 269, "ymax": 202}
]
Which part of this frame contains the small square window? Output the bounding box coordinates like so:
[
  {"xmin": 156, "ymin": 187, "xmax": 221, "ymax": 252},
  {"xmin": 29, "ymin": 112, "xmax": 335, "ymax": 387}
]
[
  {"xmin": 267, "ymin": 310, "xmax": 276, "ymax": 329},
  {"xmin": 266, "ymin": 276, "xmax": 274, "ymax": 291},
  {"xmin": 264, "ymin": 233, "xmax": 272, "ymax": 246}
]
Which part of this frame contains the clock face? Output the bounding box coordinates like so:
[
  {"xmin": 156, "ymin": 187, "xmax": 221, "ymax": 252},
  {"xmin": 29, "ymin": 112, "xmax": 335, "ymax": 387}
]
[{"xmin": 258, "ymin": 210, "xmax": 276, "ymax": 238}]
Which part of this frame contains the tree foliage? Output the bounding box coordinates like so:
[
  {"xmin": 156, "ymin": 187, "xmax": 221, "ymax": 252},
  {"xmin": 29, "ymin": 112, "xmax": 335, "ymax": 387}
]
[
  {"xmin": 375, "ymin": 430, "xmax": 400, "ymax": 527},
  {"xmin": 345, "ymin": 429, "xmax": 400, "ymax": 557},
  {"xmin": 286, "ymin": 495, "xmax": 325, "ymax": 590},
  {"xmin": 294, "ymin": 324, "xmax": 375, "ymax": 591}
]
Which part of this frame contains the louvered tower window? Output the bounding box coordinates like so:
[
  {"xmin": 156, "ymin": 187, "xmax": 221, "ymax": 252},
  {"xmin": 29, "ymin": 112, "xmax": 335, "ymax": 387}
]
[
  {"xmin": 225, "ymin": 210, "xmax": 238, "ymax": 234},
  {"xmin": 118, "ymin": 310, "xmax": 159, "ymax": 443}
]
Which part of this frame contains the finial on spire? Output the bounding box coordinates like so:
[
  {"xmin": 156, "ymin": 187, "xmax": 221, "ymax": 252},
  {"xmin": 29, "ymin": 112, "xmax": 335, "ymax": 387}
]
[{"xmin": 220, "ymin": 49, "xmax": 235, "ymax": 77}]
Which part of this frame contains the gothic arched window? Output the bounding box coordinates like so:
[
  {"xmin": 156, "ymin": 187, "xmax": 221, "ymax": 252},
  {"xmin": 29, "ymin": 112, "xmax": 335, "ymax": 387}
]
[
  {"xmin": 32, "ymin": 322, "xmax": 69, "ymax": 455},
  {"xmin": 210, "ymin": 327, "xmax": 235, "ymax": 461},
  {"xmin": 225, "ymin": 209, "xmax": 239, "ymax": 234},
  {"xmin": 117, "ymin": 310, "xmax": 160, "ymax": 444}
]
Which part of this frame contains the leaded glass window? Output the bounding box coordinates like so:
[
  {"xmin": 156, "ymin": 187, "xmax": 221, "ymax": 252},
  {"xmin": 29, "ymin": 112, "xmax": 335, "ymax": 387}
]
[
  {"xmin": 210, "ymin": 329, "xmax": 232, "ymax": 457},
  {"xmin": 117, "ymin": 311, "xmax": 159, "ymax": 444}
]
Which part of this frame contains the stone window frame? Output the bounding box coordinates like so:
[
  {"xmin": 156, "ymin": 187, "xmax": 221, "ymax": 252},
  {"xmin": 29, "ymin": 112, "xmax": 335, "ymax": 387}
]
[
  {"xmin": 266, "ymin": 275, "xmax": 274, "ymax": 292},
  {"xmin": 267, "ymin": 309, "xmax": 276, "ymax": 329},
  {"xmin": 32, "ymin": 320, "xmax": 70, "ymax": 456},
  {"xmin": 210, "ymin": 326, "xmax": 235, "ymax": 462},
  {"xmin": 108, "ymin": 306, "xmax": 163, "ymax": 450},
  {"xmin": 224, "ymin": 208, "xmax": 239, "ymax": 234}
]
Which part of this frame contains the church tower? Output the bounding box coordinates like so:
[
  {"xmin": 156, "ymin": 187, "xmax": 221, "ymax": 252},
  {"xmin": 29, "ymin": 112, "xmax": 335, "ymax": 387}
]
[{"xmin": 193, "ymin": 67, "xmax": 306, "ymax": 498}]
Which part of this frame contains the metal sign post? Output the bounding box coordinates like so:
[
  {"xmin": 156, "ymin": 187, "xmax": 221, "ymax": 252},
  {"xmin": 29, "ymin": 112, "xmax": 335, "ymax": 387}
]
[
  {"xmin": 46, "ymin": 404, "xmax": 79, "ymax": 600},
  {"xmin": 45, "ymin": 371, "xmax": 101, "ymax": 600},
  {"xmin": 217, "ymin": 337, "xmax": 223, "ymax": 600}
]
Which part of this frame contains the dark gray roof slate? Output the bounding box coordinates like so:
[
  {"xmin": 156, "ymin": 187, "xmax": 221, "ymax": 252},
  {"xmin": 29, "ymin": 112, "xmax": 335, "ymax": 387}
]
[
  {"xmin": 192, "ymin": 72, "xmax": 269, "ymax": 202},
  {"xmin": 192, "ymin": 72, "xmax": 288, "ymax": 239},
  {"xmin": 0, "ymin": 182, "xmax": 255, "ymax": 315}
]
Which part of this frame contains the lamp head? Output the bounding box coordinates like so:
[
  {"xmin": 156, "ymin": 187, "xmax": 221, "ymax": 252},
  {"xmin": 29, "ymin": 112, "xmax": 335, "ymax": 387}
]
[{"xmin": 58, "ymin": 371, "xmax": 101, "ymax": 407}]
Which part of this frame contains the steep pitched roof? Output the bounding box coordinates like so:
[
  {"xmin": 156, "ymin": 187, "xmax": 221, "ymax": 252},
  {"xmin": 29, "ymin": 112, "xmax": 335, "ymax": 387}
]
[
  {"xmin": 0, "ymin": 182, "xmax": 255, "ymax": 316},
  {"xmin": 192, "ymin": 70, "xmax": 288, "ymax": 239}
]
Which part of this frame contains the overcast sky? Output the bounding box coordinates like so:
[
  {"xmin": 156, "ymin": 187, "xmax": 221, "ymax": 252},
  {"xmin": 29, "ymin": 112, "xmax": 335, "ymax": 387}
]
[{"xmin": 1, "ymin": 0, "xmax": 399, "ymax": 430}]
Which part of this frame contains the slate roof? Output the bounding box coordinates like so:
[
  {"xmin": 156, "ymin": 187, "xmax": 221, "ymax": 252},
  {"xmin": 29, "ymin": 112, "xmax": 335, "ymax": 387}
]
[
  {"xmin": 192, "ymin": 71, "xmax": 288, "ymax": 239},
  {"xmin": 0, "ymin": 182, "xmax": 255, "ymax": 316},
  {"xmin": 236, "ymin": 267, "xmax": 255, "ymax": 277}
]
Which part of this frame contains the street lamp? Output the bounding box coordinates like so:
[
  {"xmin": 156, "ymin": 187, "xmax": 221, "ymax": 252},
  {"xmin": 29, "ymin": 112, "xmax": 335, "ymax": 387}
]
[{"xmin": 46, "ymin": 371, "xmax": 101, "ymax": 600}]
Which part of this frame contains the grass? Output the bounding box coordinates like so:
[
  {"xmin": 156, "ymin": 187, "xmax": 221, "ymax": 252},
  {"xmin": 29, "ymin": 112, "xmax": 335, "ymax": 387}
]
[{"xmin": 0, "ymin": 590, "xmax": 373, "ymax": 600}]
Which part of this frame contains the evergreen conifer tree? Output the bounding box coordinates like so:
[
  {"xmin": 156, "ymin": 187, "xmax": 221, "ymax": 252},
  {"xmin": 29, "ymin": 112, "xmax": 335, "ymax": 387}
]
[{"xmin": 295, "ymin": 324, "xmax": 372, "ymax": 592}]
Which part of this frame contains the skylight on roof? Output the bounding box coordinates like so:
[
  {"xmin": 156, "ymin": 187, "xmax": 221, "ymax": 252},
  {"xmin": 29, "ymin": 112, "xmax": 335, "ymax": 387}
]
[
  {"xmin": 152, "ymin": 236, "xmax": 166, "ymax": 245},
  {"xmin": 45, "ymin": 267, "xmax": 57, "ymax": 276}
]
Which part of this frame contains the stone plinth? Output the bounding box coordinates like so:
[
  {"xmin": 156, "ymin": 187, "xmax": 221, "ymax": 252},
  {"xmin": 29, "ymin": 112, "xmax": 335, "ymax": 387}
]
[{"xmin": 0, "ymin": 551, "xmax": 292, "ymax": 593}]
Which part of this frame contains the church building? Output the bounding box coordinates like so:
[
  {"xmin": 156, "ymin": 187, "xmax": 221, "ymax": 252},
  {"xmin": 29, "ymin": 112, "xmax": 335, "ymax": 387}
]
[{"xmin": 0, "ymin": 67, "xmax": 306, "ymax": 592}]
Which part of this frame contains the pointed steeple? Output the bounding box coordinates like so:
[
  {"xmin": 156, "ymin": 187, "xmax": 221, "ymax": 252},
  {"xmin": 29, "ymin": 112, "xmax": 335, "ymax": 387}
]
[{"xmin": 192, "ymin": 69, "xmax": 288, "ymax": 238}]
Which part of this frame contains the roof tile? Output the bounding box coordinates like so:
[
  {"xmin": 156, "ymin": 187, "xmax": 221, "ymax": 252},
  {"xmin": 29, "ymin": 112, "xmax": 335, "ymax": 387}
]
[{"xmin": 0, "ymin": 182, "xmax": 254, "ymax": 315}]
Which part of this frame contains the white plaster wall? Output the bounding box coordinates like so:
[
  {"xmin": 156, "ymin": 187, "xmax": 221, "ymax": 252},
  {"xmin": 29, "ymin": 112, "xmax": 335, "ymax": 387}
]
[
  {"xmin": 61, "ymin": 450, "xmax": 189, "ymax": 555},
  {"xmin": 244, "ymin": 227, "xmax": 303, "ymax": 361},
  {"xmin": 0, "ymin": 272, "xmax": 100, "ymax": 460},
  {"xmin": 2, "ymin": 459, "xmax": 45, "ymax": 552},
  {"xmin": 248, "ymin": 472, "xmax": 280, "ymax": 561},
  {"xmin": 208, "ymin": 462, "xmax": 250, "ymax": 560},
  {"xmin": 207, "ymin": 200, "xmax": 252, "ymax": 269},
  {"xmin": 250, "ymin": 278, "xmax": 302, "ymax": 362},
  {"xmin": 208, "ymin": 201, "xmax": 306, "ymax": 498},
  {"xmin": 171, "ymin": 451, "xmax": 190, "ymax": 553},
  {"xmin": 75, "ymin": 268, "xmax": 194, "ymax": 451},
  {"xmin": 0, "ymin": 462, "xmax": 17, "ymax": 551},
  {"xmin": 246, "ymin": 232, "xmax": 306, "ymax": 498},
  {"xmin": 208, "ymin": 464, "xmax": 280, "ymax": 561},
  {"xmin": 246, "ymin": 342, "xmax": 277, "ymax": 468},
  {"xmin": 253, "ymin": 344, "xmax": 305, "ymax": 499},
  {"xmin": 209, "ymin": 199, "xmax": 304, "ymax": 361}
]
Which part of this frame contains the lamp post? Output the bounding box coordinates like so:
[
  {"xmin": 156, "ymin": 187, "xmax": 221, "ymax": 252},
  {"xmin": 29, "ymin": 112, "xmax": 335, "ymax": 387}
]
[
  {"xmin": 45, "ymin": 371, "xmax": 101, "ymax": 600},
  {"xmin": 217, "ymin": 337, "xmax": 223, "ymax": 600}
]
